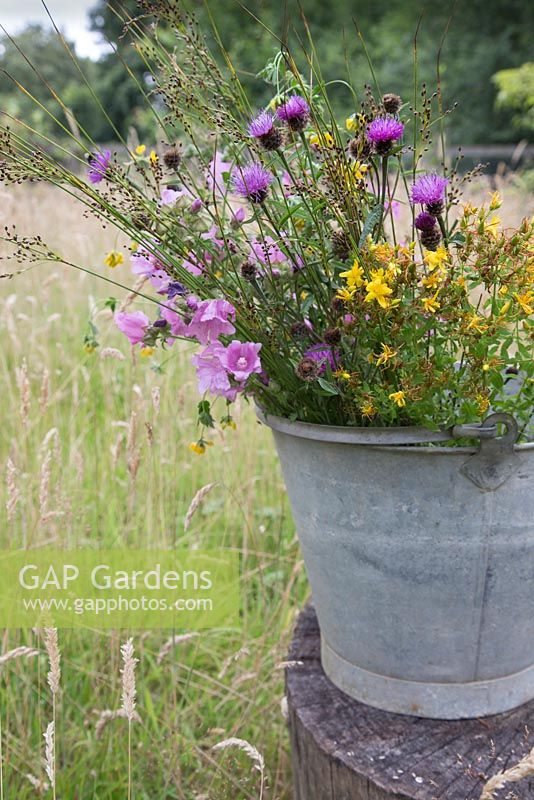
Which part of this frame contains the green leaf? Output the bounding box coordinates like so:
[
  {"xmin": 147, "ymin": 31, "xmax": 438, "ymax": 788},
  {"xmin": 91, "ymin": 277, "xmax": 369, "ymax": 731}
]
[
  {"xmin": 358, "ymin": 204, "xmax": 383, "ymax": 249},
  {"xmin": 317, "ymin": 378, "xmax": 340, "ymax": 395}
]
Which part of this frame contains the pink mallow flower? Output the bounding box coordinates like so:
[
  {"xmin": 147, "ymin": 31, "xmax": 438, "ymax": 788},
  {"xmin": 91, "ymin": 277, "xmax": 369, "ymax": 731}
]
[
  {"xmin": 114, "ymin": 310, "xmax": 150, "ymax": 345},
  {"xmin": 192, "ymin": 343, "xmax": 237, "ymax": 400},
  {"xmin": 160, "ymin": 305, "xmax": 190, "ymax": 337},
  {"xmin": 187, "ymin": 299, "xmax": 236, "ymax": 344},
  {"xmin": 220, "ymin": 340, "xmax": 262, "ymax": 382}
]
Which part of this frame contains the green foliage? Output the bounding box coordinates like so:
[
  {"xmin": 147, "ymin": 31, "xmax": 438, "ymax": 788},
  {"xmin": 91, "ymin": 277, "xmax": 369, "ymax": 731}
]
[{"xmin": 493, "ymin": 62, "xmax": 534, "ymax": 133}]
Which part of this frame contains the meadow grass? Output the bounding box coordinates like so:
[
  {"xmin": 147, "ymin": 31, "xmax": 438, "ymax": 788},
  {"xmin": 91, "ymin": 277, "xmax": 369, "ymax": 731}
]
[{"xmin": 0, "ymin": 176, "xmax": 532, "ymax": 798}]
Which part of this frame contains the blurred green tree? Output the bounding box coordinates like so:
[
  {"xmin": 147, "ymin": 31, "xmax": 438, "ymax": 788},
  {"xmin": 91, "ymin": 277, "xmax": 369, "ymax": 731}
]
[{"xmin": 493, "ymin": 62, "xmax": 534, "ymax": 134}]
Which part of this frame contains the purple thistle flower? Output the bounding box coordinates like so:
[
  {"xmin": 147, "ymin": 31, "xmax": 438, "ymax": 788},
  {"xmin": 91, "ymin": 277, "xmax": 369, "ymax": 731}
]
[
  {"xmin": 415, "ymin": 211, "xmax": 438, "ymax": 231},
  {"xmin": 304, "ymin": 344, "xmax": 338, "ymax": 375},
  {"xmin": 367, "ymin": 117, "xmax": 404, "ymax": 156},
  {"xmin": 232, "ymin": 163, "xmax": 272, "ymax": 204},
  {"xmin": 276, "ymin": 95, "xmax": 310, "ymax": 132},
  {"xmin": 248, "ymin": 111, "xmax": 282, "ymax": 151},
  {"xmin": 87, "ymin": 150, "xmax": 111, "ymax": 184},
  {"xmin": 411, "ymin": 173, "xmax": 449, "ymax": 215}
]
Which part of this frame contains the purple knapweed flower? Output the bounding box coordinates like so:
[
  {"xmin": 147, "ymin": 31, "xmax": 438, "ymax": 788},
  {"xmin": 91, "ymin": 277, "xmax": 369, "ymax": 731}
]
[
  {"xmin": 248, "ymin": 111, "xmax": 283, "ymax": 151},
  {"xmin": 232, "ymin": 163, "xmax": 273, "ymax": 204},
  {"xmin": 411, "ymin": 173, "xmax": 448, "ymax": 214},
  {"xmin": 367, "ymin": 117, "xmax": 404, "ymax": 155},
  {"xmin": 114, "ymin": 310, "xmax": 150, "ymax": 345},
  {"xmin": 87, "ymin": 150, "xmax": 111, "ymax": 184},
  {"xmin": 187, "ymin": 299, "xmax": 236, "ymax": 344},
  {"xmin": 415, "ymin": 211, "xmax": 438, "ymax": 231},
  {"xmin": 220, "ymin": 340, "xmax": 262, "ymax": 382},
  {"xmin": 276, "ymin": 95, "xmax": 310, "ymax": 132},
  {"xmin": 304, "ymin": 344, "xmax": 338, "ymax": 374},
  {"xmin": 192, "ymin": 343, "xmax": 236, "ymax": 399}
]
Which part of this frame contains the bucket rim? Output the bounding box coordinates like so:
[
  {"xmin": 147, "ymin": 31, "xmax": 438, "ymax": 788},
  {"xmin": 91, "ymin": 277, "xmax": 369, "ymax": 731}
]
[{"xmin": 257, "ymin": 407, "xmax": 534, "ymax": 451}]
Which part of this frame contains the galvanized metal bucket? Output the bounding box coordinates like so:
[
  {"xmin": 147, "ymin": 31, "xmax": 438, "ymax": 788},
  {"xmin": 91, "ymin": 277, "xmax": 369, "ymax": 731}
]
[{"xmin": 258, "ymin": 409, "xmax": 534, "ymax": 719}]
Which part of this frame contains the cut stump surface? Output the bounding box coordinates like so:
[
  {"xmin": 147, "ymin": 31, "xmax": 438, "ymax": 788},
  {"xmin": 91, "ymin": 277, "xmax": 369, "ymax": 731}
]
[{"xmin": 286, "ymin": 604, "xmax": 534, "ymax": 800}]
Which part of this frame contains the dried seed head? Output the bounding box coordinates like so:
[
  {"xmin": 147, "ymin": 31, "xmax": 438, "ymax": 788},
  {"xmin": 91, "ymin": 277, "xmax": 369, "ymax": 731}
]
[
  {"xmin": 348, "ymin": 136, "xmax": 372, "ymax": 161},
  {"xmin": 163, "ymin": 145, "xmax": 181, "ymax": 170},
  {"xmin": 296, "ymin": 357, "xmax": 320, "ymax": 382},
  {"xmin": 240, "ymin": 260, "xmax": 257, "ymax": 281},
  {"xmin": 324, "ymin": 327, "xmax": 342, "ymax": 345},
  {"xmin": 382, "ymin": 93, "xmax": 402, "ymax": 114},
  {"xmin": 258, "ymin": 128, "xmax": 283, "ymax": 152},
  {"xmin": 331, "ymin": 230, "xmax": 351, "ymax": 261},
  {"xmin": 290, "ymin": 321, "xmax": 309, "ymax": 339}
]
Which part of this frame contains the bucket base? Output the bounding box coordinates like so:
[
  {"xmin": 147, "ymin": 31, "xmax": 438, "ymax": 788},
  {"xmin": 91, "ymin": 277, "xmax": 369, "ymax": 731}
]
[{"xmin": 321, "ymin": 637, "xmax": 534, "ymax": 720}]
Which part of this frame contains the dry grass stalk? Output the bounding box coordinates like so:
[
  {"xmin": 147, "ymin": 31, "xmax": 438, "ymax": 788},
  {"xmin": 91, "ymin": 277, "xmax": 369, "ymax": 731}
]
[
  {"xmin": 39, "ymin": 428, "xmax": 60, "ymax": 462},
  {"xmin": 93, "ymin": 708, "xmax": 141, "ymax": 739},
  {"xmin": 39, "ymin": 368, "xmax": 50, "ymax": 412},
  {"xmin": 39, "ymin": 451, "xmax": 52, "ymax": 520},
  {"xmin": 212, "ymin": 737, "xmax": 266, "ymax": 798},
  {"xmin": 43, "ymin": 721, "xmax": 54, "ymax": 789},
  {"xmin": 0, "ymin": 646, "xmax": 39, "ymax": 666},
  {"xmin": 480, "ymin": 745, "xmax": 534, "ymax": 799},
  {"xmin": 151, "ymin": 386, "xmax": 160, "ymax": 415},
  {"xmin": 184, "ymin": 483, "xmax": 218, "ymax": 531},
  {"xmin": 100, "ymin": 347, "xmax": 125, "ymax": 361},
  {"xmin": 118, "ymin": 276, "xmax": 147, "ymax": 312},
  {"xmin": 156, "ymin": 633, "xmax": 199, "ymax": 665},
  {"xmin": 145, "ymin": 421, "xmax": 154, "ymax": 447},
  {"xmin": 120, "ymin": 638, "xmax": 138, "ymax": 722},
  {"xmin": 16, "ymin": 359, "xmax": 30, "ymax": 428},
  {"xmin": 126, "ymin": 412, "xmax": 140, "ymax": 483},
  {"xmin": 44, "ymin": 629, "xmax": 61, "ymax": 695},
  {"xmin": 25, "ymin": 772, "xmax": 50, "ymax": 794},
  {"xmin": 5, "ymin": 457, "xmax": 19, "ymax": 522}
]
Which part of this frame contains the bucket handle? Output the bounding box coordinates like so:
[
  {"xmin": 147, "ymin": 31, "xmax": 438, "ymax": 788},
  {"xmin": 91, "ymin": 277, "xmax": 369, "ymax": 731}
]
[{"xmin": 453, "ymin": 413, "xmax": 521, "ymax": 491}]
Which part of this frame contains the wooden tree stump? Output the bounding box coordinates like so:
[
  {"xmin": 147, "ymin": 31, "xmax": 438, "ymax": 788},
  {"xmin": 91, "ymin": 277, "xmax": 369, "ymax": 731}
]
[{"xmin": 285, "ymin": 604, "xmax": 534, "ymax": 800}]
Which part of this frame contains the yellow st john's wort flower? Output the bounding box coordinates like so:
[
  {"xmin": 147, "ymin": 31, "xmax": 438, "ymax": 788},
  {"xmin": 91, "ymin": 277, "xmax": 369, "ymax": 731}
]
[
  {"xmin": 149, "ymin": 149, "xmax": 158, "ymax": 164},
  {"xmin": 498, "ymin": 300, "xmax": 512, "ymax": 316},
  {"xmin": 360, "ymin": 401, "xmax": 376, "ymax": 419},
  {"xmin": 421, "ymin": 290, "xmax": 441, "ymax": 314},
  {"xmin": 489, "ymin": 191, "xmax": 502, "ymax": 211},
  {"xmin": 375, "ymin": 343, "xmax": 397, "ymax": 366},
  {"xmin": 389, "ymin": 390, "xmax": 406, "ymax": 408},
  {"xmin": 424, "ymin": 246, "xmax": 449, "ymax": 271},
  {"xmin": 104, "ymin": 249, "xmax": 124, "ymax": 268},
  {"xmin": 135, "ymin": 144, "xmax": 146, "ymax": 156},
  {"xmin": 368, "ymin": 241, "xmax": 395, "ymax": 264},
  {"xmin": 334, "ymin": 368, "xmax": 351, "ymax": 380},
  {"xmin": 336, "ymin": 287, "xmax": 356, "ymax": 302},
  {"xmin": 346, "ymin": 116, "xmax": 357, "ymax": 132},
  {"xmin": 422, "ymin": 268, "xmax": 445, "ymax": 290},
  {"xmin": 189, "ymin": 440, "xmax": 214, "ymax": 455},
  {"xmin": 340, "ymin": 259, "xmax": 365, "ymax": 288},
  {"xmin": 364, "ymin": 269, "xmax": 393, "ymax": 309},
  {"xmin": 466, "ymin": 313, "xmax": 489, "ymax": 333},
  {"xmin": 309, "ymin": 131, "xmax": 334, "ymax": 148},
  {"xmin": 485, "ymin": 215, "xmax": 501, "ymax": 237},
  {"xmin": 515, "ymin": 290, "xmax": 534, "ymax": 315},
  {"xmin": 498, "ymin": 285, "xmax": 509, "ymax": 296},
  {"xmin": 476, "ymin": 394, "xmax": 490, "ymax": 414},
  {"xmin": 140, "ymin": 346, "xmax": 155, "ymax": 358}
]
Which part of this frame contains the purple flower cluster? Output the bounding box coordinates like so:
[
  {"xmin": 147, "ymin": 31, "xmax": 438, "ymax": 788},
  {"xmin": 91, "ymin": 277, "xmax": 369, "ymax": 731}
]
[
  {"xmin": 411, "ymin": 173, "xmax": 448, "ymax": 215},
  {"xmin": 276, "ymin": 95, "xmax": 310, "ymax": 132},
  {"xmin": 87, "ymin": 150, "xmax": 111, "ymax": 184},
  {"xmin": 367, "ymin": 117, "xmax": 404, "ymax": 155},
  {"xmin": 232, "ymin": 163, "xmax": 273, "ymax": 204},
  {"xmin": 192, "ymin": 340, "xmax": 262, "ymax": 401}
]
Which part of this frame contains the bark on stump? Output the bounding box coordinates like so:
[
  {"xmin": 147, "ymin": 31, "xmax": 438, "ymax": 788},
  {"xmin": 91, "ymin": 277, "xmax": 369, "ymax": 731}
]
[{"xmin": 286, "ymin": 604, "xmax": 534, "ymax": 800}]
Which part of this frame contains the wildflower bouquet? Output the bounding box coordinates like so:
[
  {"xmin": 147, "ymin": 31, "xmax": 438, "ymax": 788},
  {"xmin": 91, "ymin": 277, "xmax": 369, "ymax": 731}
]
[{"xmin": 1, "ymin": 1, "xmax": 532, "ymax": 451}]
